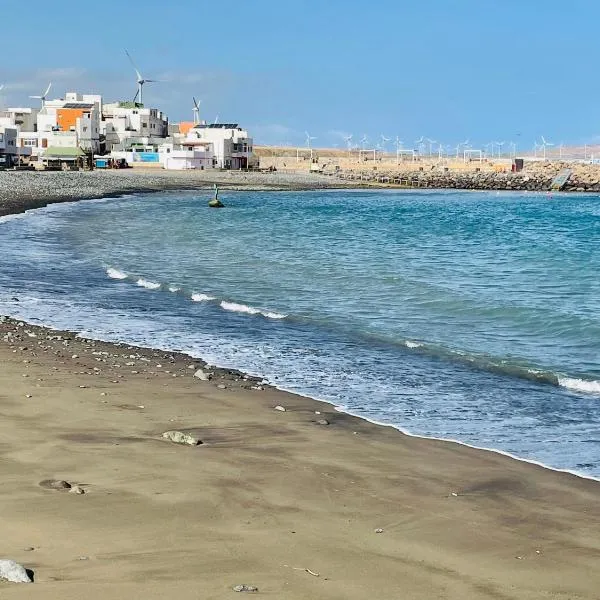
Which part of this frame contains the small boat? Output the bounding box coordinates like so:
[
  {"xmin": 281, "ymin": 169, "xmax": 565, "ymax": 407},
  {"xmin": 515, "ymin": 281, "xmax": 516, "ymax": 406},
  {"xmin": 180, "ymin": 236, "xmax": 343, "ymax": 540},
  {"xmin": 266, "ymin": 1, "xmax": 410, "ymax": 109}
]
[{"xmin": 208, "ymin": 184, "xmax": 224, "ymax": 208}]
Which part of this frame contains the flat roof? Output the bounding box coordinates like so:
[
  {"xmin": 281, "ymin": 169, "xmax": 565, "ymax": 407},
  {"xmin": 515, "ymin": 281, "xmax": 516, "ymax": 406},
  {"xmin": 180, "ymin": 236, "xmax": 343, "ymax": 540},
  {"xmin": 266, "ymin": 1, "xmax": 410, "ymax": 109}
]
[
  {"xmin": 196, "ymin": 123, "xmax": 239, "ymax": 129},
  {"xmin": 62, "ymin": 103, "xmax": 95, "ymax": 109}
]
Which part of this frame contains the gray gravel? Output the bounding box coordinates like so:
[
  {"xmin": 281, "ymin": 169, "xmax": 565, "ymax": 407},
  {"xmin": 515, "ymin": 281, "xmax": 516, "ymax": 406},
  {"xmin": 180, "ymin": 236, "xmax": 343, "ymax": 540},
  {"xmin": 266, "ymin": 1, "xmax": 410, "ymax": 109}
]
[{"xmin": 0, "ymin": 169, "xmax": 356, "ymax": 217}]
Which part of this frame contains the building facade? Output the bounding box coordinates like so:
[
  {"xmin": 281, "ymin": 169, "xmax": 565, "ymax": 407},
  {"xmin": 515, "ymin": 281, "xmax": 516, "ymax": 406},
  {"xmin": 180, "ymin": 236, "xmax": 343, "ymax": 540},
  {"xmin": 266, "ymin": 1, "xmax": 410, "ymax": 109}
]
[{"xmin": 184, "ymin": 123, "xmax": 253, "ymax": 169}]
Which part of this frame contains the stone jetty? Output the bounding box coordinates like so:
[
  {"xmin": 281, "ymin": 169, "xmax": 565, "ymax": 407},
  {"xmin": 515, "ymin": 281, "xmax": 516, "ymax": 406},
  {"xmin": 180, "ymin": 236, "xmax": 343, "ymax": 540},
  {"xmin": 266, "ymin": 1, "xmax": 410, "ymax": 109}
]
[{"xmin": 335, "ymin": 161, "xmax": 600, "ymax": 193}]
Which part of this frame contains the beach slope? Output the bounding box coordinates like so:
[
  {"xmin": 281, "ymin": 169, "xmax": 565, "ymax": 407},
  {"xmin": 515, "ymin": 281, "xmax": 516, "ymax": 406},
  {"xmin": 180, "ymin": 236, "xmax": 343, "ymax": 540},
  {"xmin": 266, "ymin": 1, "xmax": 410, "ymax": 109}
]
[{"xmin": 1, "ymin": 319, "xmax": 600, "ymax": 599}]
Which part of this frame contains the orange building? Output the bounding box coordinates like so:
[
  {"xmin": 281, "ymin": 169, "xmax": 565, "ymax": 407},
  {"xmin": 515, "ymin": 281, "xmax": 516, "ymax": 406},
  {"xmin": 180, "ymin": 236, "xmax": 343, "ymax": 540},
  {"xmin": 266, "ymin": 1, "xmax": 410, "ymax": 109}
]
[
  {"xmin": 178, "ymin": 121, "xmax": 196, "ymax": 136},
  {"xmin": 56, "ymin": 108, "xmax": 89, "ymax": 131}
]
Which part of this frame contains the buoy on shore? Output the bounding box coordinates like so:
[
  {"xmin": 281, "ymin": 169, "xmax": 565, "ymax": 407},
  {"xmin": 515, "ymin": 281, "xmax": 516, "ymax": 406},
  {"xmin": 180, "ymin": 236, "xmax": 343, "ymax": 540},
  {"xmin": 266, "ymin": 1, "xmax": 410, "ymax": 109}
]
[{"xmin": 208, "ymin": 184, "xmax": 224, "ymax": 208}]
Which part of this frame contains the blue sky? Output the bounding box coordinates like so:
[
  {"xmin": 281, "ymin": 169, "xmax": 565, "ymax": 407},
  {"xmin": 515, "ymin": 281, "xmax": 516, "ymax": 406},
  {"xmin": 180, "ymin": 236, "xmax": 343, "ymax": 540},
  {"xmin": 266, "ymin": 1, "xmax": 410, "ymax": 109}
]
[{"xmin": 1, "ymin": 0, "xmax": 599, "ymax": 150}]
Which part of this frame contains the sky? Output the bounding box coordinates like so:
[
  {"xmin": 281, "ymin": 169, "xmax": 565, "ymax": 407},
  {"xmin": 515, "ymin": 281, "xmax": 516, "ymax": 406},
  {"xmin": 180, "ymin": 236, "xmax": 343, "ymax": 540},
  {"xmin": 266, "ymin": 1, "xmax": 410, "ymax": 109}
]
[{"xmin": 1, "ymin": 0, "xmax": 599, "ymax": 151}]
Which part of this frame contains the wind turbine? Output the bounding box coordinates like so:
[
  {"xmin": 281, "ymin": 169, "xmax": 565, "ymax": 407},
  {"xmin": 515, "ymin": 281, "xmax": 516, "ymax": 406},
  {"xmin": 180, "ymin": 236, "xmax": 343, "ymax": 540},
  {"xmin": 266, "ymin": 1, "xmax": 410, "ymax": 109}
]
[
  {"xmin": 495, "ymin": 141, "xmax": 505, "ymax": 158},
  {"xmin": 540, "ymin": 135, "xmax": 554, "ymax": 161},
  {"xmin": 484, "ymin": 141, "xmax": 495, "ymax": 158},
  {"xmin": 415, "ymin": 136, "xmax": 425, "ymax": 156},
  {"xmin": 125, "ymin": 49, "xmax": 157, "ymax": 105},
  {"xmin": 30, "ymin": 82, "xmax": 52, "ymax": 108},
  {"xmin": 192, "ymin": 97, "xmax": 201, "ymax": 125},
  {"xmin": 343, "ymin": 134, "xmax": 353, "ymax": 157},
  {"xmin": 455, "ymin": 139, "xmax": 469, "ymax": 159},
  {"xmin": 395, "ymin": 136, "xmax": 405, "ymax": 163},
  {"xmin": 425, "ymin": 137, "xmax": 437, "ymax": 157},
  {"xmin": 380, "ymin": 134, "xmax": 391, "ymax": 153},
  {"xmin": 305, "ymin": 131, "xmax": 317, "ymax": 160},
  {"xmin": 359, "ymin": 134, "xmax": 368, "ymax": 161}
]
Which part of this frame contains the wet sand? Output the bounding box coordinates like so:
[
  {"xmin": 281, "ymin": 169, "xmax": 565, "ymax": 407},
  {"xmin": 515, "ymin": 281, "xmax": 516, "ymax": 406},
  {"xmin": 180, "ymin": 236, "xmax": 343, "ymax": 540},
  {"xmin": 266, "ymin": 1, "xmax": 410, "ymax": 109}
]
[{"xmin": 1, "ymin": 317, "xmax": 600, "ymax": 599}]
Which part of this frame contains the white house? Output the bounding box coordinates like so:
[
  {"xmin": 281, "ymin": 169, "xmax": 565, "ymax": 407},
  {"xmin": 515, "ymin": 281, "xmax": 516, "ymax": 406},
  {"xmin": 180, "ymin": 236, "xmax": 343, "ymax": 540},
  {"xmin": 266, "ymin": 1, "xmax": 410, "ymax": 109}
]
[
  {"xmin": 0, "ymin": 126, "xmax": 18, "ymax": 166},
  {"xmin": 16, "ymin": 92, "xmax": 102, "ymax": 159},
  {"xmin": 160, "ymin": 140, "xmax": 214, "ymax": 170},
  {"xmin": 102, "ymin": 101, "xmax": 169, "ymax": 151},
  {"xmin": 185, "ymin": 123, "xmax": 253, "ymax": 169}
]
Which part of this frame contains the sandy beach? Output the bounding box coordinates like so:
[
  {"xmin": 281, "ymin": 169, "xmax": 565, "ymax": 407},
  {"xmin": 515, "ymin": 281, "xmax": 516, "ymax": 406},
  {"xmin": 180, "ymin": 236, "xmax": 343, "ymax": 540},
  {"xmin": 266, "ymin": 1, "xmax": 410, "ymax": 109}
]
[{"xmin": 1, "ymin": 180, "xmax": 600, "ymax": 599}]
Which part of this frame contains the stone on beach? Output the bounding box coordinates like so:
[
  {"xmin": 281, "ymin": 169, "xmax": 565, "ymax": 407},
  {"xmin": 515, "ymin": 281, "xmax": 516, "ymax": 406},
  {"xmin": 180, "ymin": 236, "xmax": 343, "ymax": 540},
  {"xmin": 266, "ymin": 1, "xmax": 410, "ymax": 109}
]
[
  {"xmin": 39, "ymin": 479, "xmax": 72, "ymax": 490},
  {"xmin": 162, "ymin": 430, "xmax": 202, "ymax": 446},
  {"xmin": 274, "ymin": 405, "xmax": 286, "ymax": 412},
  {"xmin": 233, "ymin": 584, "xmax": 258, "ymax": 592},
  {"xmin": 0, "ymin": 559, "xmax": 33, "ymax": 583},
  {"xmin": 193, "ymin": 369, "xmax": 212, "ymax": 381}
]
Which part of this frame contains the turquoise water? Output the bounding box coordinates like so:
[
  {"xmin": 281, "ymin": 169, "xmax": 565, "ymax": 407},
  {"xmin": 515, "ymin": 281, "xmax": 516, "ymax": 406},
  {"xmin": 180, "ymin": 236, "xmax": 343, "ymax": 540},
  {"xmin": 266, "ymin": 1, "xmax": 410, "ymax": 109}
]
[{"xmin": 1, "ymin": 189, "xmax": 600, "ymax": 476}]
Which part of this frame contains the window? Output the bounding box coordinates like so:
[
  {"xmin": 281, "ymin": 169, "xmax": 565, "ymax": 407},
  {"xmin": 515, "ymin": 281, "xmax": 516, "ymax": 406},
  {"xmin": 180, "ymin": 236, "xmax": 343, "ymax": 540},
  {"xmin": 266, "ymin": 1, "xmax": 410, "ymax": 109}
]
[
  {"xmin": 142, "ymin": 123, "xmax": 147, "ymax": 128},
  {"xmin": 0, "ymin": 133, "xmax": 3, "ymax": 142},
  {"xmin": 83, "ymin": 126, "xmax": 88, "ymax": 132}
]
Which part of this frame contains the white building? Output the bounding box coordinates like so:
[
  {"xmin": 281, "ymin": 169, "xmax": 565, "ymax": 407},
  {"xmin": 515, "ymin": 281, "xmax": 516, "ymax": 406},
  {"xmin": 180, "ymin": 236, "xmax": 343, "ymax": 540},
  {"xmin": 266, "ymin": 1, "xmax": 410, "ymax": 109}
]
[
  {"xmin": 185, "ymin": 123, "xmax": 253, "ymax": 169},
  {"xmin": 0, "ymin": 126, "xmax": 18, "ymax": 166},
  {"xmin": 160, "ymin": 140, "xmax": 214, "ymax": 170},
  {"xmin": 0, "ymin": 107, "xmax": 38, "ymax": 132},
  {"xmin": 14, "ymin": 92, "xmax": 102, "ymax": 159},
  {"xmin": 102, "ymin": 101, "xmax": 169, "ymax": 151}
]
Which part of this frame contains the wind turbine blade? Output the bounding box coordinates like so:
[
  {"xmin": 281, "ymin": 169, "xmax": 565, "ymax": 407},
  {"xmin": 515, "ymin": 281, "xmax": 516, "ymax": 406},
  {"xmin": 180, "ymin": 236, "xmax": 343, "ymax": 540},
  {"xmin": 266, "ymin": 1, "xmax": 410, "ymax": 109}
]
[
  {"xmin": 0, "ymin": 84, "xmax": 4, "ymax": 93},
  {"xmin": 43, "ymin": 82, "xmax": 52, "ymax": 98},
  {"xmin": 193, "ymin": 96, "xmax": 199, "ymax": 109},
  {"xmin": 125, "ymin": 49, "xmax": 143, "ymax": 80},
  {"xmin": 29, "ymin": 95, "xmax": 42, "ymax": 100},
  {"xmin": 133, "ymin": 89, "xmax": 140, "ymax": 103}
]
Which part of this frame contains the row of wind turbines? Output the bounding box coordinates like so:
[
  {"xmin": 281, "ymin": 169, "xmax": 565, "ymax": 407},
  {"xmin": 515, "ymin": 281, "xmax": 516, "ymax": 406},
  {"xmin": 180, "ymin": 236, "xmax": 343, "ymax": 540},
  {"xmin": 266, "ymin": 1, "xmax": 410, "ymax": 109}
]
[{"xmin": 299, "ymin": 131, "xmax": 564, "ymax": 161}]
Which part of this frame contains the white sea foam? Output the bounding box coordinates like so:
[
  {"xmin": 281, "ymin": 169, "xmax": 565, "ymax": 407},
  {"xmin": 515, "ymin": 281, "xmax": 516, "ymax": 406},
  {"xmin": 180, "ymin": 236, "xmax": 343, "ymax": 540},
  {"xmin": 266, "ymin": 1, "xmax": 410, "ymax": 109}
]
[
  {"xmin": 106, "ymin": 268, "xmax": 128, "ymax": 280},
  {"xmin": 405, "ymin": 340, "xmax": 423, "ymax": 349},
  {"xmin": 136, "ymin": 278, "xmax": 161, "ymax": 290},
  {"xmin": 191, "ymin": 293, "xmax": 215, "ymax": 302},
  {"xmin": 558, "ymin": 377, "xmax": 600, "ymax": 395},
  {"xmin": 168, "ymin": 286, "xmax": 181, "ymax": 293},
  {"xmin": 220, "ymin": 301, "xmax": 286, "ymax": 320}
]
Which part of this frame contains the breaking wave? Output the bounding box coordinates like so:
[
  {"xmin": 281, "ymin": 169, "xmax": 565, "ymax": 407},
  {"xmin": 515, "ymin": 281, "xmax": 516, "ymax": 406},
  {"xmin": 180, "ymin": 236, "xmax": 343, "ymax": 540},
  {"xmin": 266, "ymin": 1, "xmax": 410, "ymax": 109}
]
[
  {"xmin": 106, "ymin": 267, "xmax": 128, "ymax": 280},
  {"xmin": 220, "ymin": 301, "xmax": 287, "ymax": 320},
  {"xmin": 136, "ymin": 278, "xmax": 161, "ymax": 290}
]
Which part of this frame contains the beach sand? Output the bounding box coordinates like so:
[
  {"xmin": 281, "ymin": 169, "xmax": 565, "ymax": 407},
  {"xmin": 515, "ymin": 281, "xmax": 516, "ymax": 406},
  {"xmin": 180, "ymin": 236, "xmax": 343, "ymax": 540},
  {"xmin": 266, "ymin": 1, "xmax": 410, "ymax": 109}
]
[{"xmin": 1, "ymin": 317, "xmax": 600, "ymax": 599}]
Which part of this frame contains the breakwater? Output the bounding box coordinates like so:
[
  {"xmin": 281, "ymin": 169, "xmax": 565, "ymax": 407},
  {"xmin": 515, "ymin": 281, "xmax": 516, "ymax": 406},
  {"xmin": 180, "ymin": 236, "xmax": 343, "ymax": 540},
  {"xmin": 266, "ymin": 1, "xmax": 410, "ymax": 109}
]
[{"xmin": 335, "ymin": 162, "xmax": 600, "ymax": 192}]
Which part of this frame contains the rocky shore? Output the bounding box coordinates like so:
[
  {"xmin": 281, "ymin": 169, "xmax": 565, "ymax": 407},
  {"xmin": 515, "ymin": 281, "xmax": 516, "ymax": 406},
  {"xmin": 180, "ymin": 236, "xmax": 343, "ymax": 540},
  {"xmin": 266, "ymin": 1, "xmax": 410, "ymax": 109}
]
[
  {"xmin": 0, "ymin": 168, "xmax": 354, "ymax": 217},
  {"xmin": 336, "ymin": 161, "xmax": 600, "ymax": 192}
]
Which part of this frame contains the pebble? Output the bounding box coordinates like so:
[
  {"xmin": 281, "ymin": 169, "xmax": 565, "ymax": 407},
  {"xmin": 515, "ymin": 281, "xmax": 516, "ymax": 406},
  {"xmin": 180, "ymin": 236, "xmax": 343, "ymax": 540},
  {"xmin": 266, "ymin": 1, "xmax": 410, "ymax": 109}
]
[
  {"xmin": 69, "ymin": 485, "xmax": 85, "ymax": 495},
  {"xmin": 39, "ymin": 479, "xmax": 72, "ymax": 490},
  {"xmin": 217, "ymin": 383, "xmax": 227, "ymax": 389},
  {"xmin": 162, "ymin": 430, "xmax": 202, "ymax": 446},
  {"xmin": 374, "ymin": 528, "xmax": 384, "ymax": 533},
  {"xmin": 274, "ymin": 405, "xmax": 286, "ymax": 412},
  {"xmin": 194, "ymin": 369, "xmax": 212, "ymax": 381},
  {"xmin": 233, "ymin": 584, "xmax": 259, "ymax": 592},
  {"xmin": 317, "ymin": 419, "xmax": 330, "ymax": 426}
]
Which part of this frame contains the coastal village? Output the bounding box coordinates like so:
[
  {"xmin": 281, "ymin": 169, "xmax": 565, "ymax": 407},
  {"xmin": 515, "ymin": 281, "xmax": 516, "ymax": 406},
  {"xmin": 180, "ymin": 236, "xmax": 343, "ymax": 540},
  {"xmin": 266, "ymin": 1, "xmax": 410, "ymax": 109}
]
[{"xmin": 0, "ymin": 85, "xmax": 254, "ymax": 171}]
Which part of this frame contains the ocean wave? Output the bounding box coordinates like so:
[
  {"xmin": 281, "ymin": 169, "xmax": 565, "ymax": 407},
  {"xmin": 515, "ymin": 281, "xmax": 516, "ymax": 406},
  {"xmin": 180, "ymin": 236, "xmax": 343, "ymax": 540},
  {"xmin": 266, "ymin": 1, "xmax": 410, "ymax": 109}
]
[
  {"xmin": 220, "ymin": 301, "xmax": 287, "ymax": 320},
  {"xmin": 168, "ymin": 286, "xmax": 181, "ymax": 293},
  {"xmin": 136, "ymin": 278, "xmax": 161, "ymax": 290},
  {"xmin": 558, "ymin": 377, "xmax": 600, "ymax": 395},
  {"xmin": 405, "ymin": 340, "xmax": 423, "ymax": 349},
  {"xmin": 106, "ymin": 267, "xmax": 128, "ymax": 280},
  {"xmin": 192, "ymin": 293, "xmax": 216, "ymax": 302}
]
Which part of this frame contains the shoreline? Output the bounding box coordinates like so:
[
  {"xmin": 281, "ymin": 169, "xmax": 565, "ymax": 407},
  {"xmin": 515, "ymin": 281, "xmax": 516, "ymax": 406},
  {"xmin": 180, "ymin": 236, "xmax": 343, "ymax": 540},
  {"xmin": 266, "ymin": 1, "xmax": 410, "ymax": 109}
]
[
  {"xmin": 0, "ymin": 169, "xmax": 362, "ymax": 218},
  {"xmin": 2, "ymin": 184, "xmax": 600, "ymax": 598}
]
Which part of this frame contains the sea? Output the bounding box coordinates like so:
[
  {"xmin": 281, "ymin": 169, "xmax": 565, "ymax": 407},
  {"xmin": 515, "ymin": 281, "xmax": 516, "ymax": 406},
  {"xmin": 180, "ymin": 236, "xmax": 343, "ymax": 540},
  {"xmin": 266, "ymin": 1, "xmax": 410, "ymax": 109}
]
[{"xmin": 1, "ymin": 188, "xmax": 599, "ymax": 478}]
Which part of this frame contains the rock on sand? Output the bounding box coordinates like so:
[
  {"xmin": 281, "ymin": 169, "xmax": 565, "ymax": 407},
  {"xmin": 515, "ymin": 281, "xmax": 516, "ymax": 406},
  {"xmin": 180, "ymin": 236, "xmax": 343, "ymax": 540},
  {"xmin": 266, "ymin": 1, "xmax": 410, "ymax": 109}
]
[
  {"xmin": 0, "ymin": 559, "xmax": 32, "ymax": 583},
  {"xmin": 162, "ymin": 430, "xmax": 202, "ymax": 446}
]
